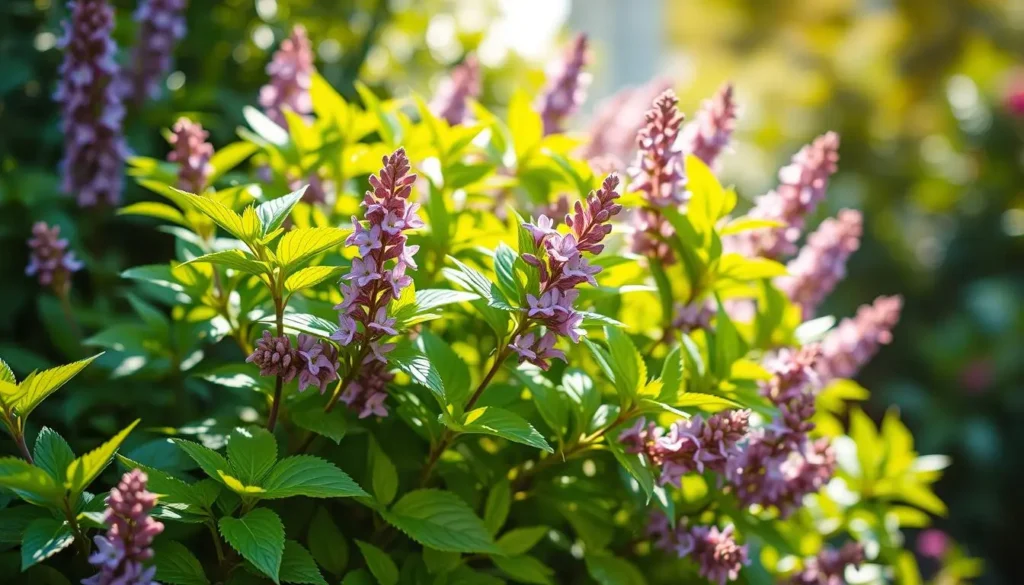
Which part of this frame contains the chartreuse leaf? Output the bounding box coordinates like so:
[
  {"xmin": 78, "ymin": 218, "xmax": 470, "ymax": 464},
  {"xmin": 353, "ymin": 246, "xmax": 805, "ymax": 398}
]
[
  {"xmin": 604, "ymin": 327, "xmax": 646, "ymax": 405},
  {"xmin": 21, "ymin": 518, "xmax": 73, "ymax": 570},
  {"xmin": 0, "ymin": 357, "xmax": 15, "ymax": 384},
  {"xmin": 33, "ymin": 427, "xmax": 75, "ymax": 483},
  {"xmin": 307, "ymin": 507, "xmax": 348, "ymax": 576},
  {"xmin": 178, "ymin": 190, "xmax": 251, "ymax": 243},
  {"xmin": 183, "ymin": 250, "xmax": 268, "ymax": 276},
  {"xmin": 354, "ymin": 540, "xmax": 398, "ymax": 585},
  {"xmin": 0, "ymin": 458, "xmax": 63, "ymax": 506},
  {"xmin": 281, "ymin": 540, "xmax": 328, "ymax": 585},
  {"xmin": 219, "ymin": 508, "xmax": 285, "ymax": 584},
  {"xmin": 492, "ymin": 555, "xmax": 554, "ymax": 585},
  {"xmin": 368, "ymin": 438, "xmax": 398, "ymax": 506},
  {"xmin": 172, "ymin": 439, "xmax": 255, "ymax": 496},
  {"xmin": 256, "ymin": 187, "xmax": 306, "ymax": 235},
  {"xmin": 276, "ymin": 227, "xmax": 349, "ymax": 269},
  {"xmin": 285, "ymin": 265, "xmax": 346, "ymax": 294},
  {"xmin": 65, "ymin": 420, "xmax": 139, "ymax": 497},
  {"xmin": 584, "ymin": 551, "xmax": 646, "ymax": 585},
  {"xmin": 657, "ymin": 346, "xmax": 684, "ymax": 402},
  {"xmin": 458, "ymin": 407, "xmax": 553, "ymax": 453},
  {"xmin": 261, "ymin": 455, "xmax": 367, "ymax": 499},
  {"xmin": 119, "ymin": 202, "xmax": 188, "ymax": 225},
  {"xmin": 382, "ymin": 489, "xmax": 499, "ymax": 554},
  {"xmin": 208, "ymin": 142, "xmax": 259, "ymax": 184},
  {"xmin": 154, "ymin": 541, "xmax": 210, "ymax": 585},
  {"xmin": 508, "ymin": 88, "xmax": 543, "ymax": 160},
  {"xmin": 483, "ymin": 480, "xmax": 511, "ymax": 535},
  {"xmin": 715, "ymin": 254, "xmax": 786, "ymax": 283},
  {"xmin": 12, "ymin": 353, "xmax": 101, "ymax": 420},
  {"xmin": 226, "ymin": 427, "xmax": 278, "ymax": 485},
  {"xmin": 497, "ymin": 527, "xmax": 549, "ymax": 556}
]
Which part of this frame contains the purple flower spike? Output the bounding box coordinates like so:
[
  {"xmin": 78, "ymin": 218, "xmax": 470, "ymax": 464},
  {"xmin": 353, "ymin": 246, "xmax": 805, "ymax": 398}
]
[
  {"xmin": 681, "ymin": 82, "xmax": 738, "ymax": 169},
  {"xmin": 817, "ymin": 295, "xmax": 902, "ymax": 383},
  {"xmin": 778, "ymin": 209, "xmax": 863, "ymax": 319},
  {"xmin": 431, "ymin": 55, "xmax": 481, "ymax": 126},
  {"xmin": 536, "ymin": 34, "xmax": 590, "ymax": 135},
  {"xmin": 259, "ymin": 25, "xmax": 315, "ymax": 127},
  {"xmin": 167, "ymin": 117, "xmax": 213, "ymax": 193},
  {"xmin": 122, "ymin": 0, "xmax": 186, "ymax": 104},
  {"xmin": 649, "ymin": 517, "xmax": 748, "ymax": 585},
  {"xmin": 786, "ymin": 542, "xmax": 865, "ymax": 585},
  {"xmin": 629, "ymin": 90, "xmax": 687, "ymax": 208},
  {"xmin": 55, "ymin": 0, "xmax": 128, "ymax": 207},
  {"xmin": 83, "ymin": 469, "xmax": 164, "ymax": 585},
  {"xmin": 26, "ymin": 222, "xmax": 84, "ymax": 293}
]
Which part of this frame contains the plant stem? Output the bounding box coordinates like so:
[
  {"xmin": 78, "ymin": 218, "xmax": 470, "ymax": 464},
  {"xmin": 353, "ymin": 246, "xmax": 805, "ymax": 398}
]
[
  {"xmin": 207, "ymin": 520, "xmax": 226, "ymax": 564},
  {"xmin": 266, "ymin": 293, "xmax": 286, "ymax": 431},
  {"xmin": 14, "ymin": 430, "xmax": 34, "ymax": 464}
]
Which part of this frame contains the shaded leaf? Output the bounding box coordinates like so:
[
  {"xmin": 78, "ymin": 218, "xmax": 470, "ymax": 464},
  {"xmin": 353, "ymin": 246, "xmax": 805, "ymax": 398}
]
[
  {"xmin": 262, "ymin": 456, "xmax": 367, "ymax": 499},
  {"xmin": 382, "ymin": 489, "xmax": 499, "ymax": 554},
  {"xmin": 220, "ymin": 508, "xmax": 285, "ymax": 583},
  {"xmin": 21, "ymin": 518, "xmax": 73, "ymax": 570}
]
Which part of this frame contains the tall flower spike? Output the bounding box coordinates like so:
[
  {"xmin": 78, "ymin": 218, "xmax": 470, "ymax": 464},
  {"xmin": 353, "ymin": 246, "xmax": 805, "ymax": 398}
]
[
  {"xmin": 167, "ymin": 117, "xmax": 214, "ymax": 193},
  {"xmin": 83, "ymin": 469, "xmax": 164, "ymax": 585},
  {"xmin": 55, "ymin": 0, "xmax": 128, "ymax": 207},
  {"xmin": 629, "ymin": 90, "xmax": 687, "ymax": 207},
  {"xmin": 26, "ymin": 222, "xmax": 84, "ymax": 293},
  {"xmin": 730, "ymin": 132, "xmax": 840, "ymax": 260},
  {"xmin": 582, "ymin": 77, "xmax": 674, "ymax": 162},
  {"xmin": 681, "ymin": 82, "xmax": 738, "ymax": 169},
  {"xmin": 259, "ymin": 25, "xmax": 315, "ymax": 127},
  {"xmin": 778, "ymin": 209, "xmax": 863, "ymax": 320},
  {"xmin": 431, "ymin": 55, "xmax": 481, "ymax": 126},
  {"xmin": 536, "ymin": 33, "xmax": 590, "ymax": 135},
  {"xmin": 122, "ymin": 0, "xmax": 186, "ymax": 104},
  {"xmin": 817, "ymin": 295, "xmax": 902, "ymax": 383}
]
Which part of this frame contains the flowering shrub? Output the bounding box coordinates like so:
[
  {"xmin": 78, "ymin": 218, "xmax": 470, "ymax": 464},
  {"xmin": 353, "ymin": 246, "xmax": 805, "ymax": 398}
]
[{"xmin": 0, "ymin": 12, "xmax": 960, "ymax": 585}]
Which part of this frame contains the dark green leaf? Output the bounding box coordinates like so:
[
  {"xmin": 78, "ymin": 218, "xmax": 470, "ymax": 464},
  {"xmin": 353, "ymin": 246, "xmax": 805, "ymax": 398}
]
[
  {"xmin": 281, "ymin": 540, "xmax": 328, "ymax": 585},
  {"xmin": 21, "ymin": 518, "xmax": 73, "ymax": 570},
  {"xmin": 261, "ymin": 456, "xmax": 367, "ymax": 499},
  {"xmin": 154, "ymin": 541, "xmax": 210, "ymax": 585},
  {"xmin": 354, "ymin": 540, "xmax": 398, "ymax": 585},
  {"xmin": 33, "ymin": 427, "xmax": 75, "ymax": 483},
  {"xmin": 220, "ymin": 508, "xmax": 286, "ymax": 583},
  {"xmin": 382, "ymin": 489, "xmax": 499, "ymax": 554},
  {"xmin": 483, "ymin": 480, "xmax": 511, "ymax": 535},
  {"xmin": 458, "ymin": 407, "xmax": 553, "ymax": 453},
  {"xmin": 492, "ymin": 555, "xmax": 554, "ymax": 585},
  {"xmin": 496, "ymin": 527, "xmax": 548, "ymax": 556},
  {"xmin": 369, "ymin": 438, "xmax": 398, "ymax": 506},
  {"xmin": 307, "ymin": 507, "xmax": 348, "ymax": 576},
  {"xmin": 226, "ymin": 427, "xmax": 278, "ymax": 486}
]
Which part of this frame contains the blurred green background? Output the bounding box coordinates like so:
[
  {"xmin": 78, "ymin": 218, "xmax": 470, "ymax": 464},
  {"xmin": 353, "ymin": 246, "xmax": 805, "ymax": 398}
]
[{"xmin": 0, "ymin": 0, "xmax": 1021, "ymax": 583}]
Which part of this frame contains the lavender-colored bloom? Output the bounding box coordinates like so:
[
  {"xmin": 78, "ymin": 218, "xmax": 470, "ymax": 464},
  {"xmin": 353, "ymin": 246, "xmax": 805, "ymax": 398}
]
[
  {"xmin": 83, "ymin": 469, "xmax": 164, "ymax": 585},
  {"xmin": 917, "ymin": 529, "xmax": 949, "ymax": 560},
  {"xmin": 629, "ymin": 90, "xmax": 687, "ymax": 207},
  {"xmin": 649, "ymin": 517, "xmax": 748, "ymax": 585},
  {"xmin": 786, "ymin": 542, "xmax": 865, "ymax": 585},
  {"xmin": 681, "ymin": 82, "xmax": 738, "ymax": 169},
  {"xmin": 672, "ymin": 299, "xmax": 715, "ymax": 334},
  {"xmin": 729, "ymin": 132, "xmax": 841, "ymax": 260},
  {"xmin": 582, "ymin": 77, "xmax": 674, "ymax": 162},
  {"xmin": 259, "ymin": 25, "xmax": 314, "ymax": 127},
  {"xmin": 431, "ymin": 55, "xmax": 481, "ymax": 126},
  {"xmin": 536, "ymin": 34, "xmax": 590, "ymax": 135},
  {"xmin": 339, "ymin": 363, "xmax": 393, "ymax": 419},
  {"xmin": 817, "ymin": 295, "xmax": 902, "ymax": 383},
  {"xmin": 167, "ymin": 117, "xmax": 213, "ymax": 193},
  {"xmin": 296, "ymin": 334, "xmax": 339, "ymax": 393},
  {"xmin": 122, "ymin": 0, "xmax": 186, "ymax": 104},
  {"xmin": 55, "ymin": 0, "xmax": 128, "ymax": 207},
  {"xmin": 246, "ymin": 330, "xmax": 300, "ymax": 382},
  {"xmin": 778, "ymin": 209, "xmax": 863, "ymax": 319},
  {"xmin": 507, "ymin": 331, "xmax": 566, "ymax": 371},
  {"xmin": 26, "ymin": 222, "xmax": 84, "ymax": 292}
]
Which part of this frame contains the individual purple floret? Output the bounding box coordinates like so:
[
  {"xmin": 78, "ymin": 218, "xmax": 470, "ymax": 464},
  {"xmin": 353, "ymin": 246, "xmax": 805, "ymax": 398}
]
[
  {"xmin": 83, "ymin": 469, "xmax": 164, "ymax": 585},
  {"xmin": 648, "ymin": 515, "xmax": 748, "ymax": 585},
  {"xmin": 778, "ymin": 209, "xmax": 863, "ymax": 320},
  {"xmin": 339, "ymin": 362, "xmax": 393, "ymax": 419},
  {"xmin": 55, "ymin": 0, "xmax": 128, "ymax": 207},
  {"xmin": 167, "ymin": 117, "xmax": 213, "ymax": 193},
  {"xmin": 536, "ymin": 34, "xmax": 590, "ymax": 135},
  {"xmin": 26, "ymin": 222, "xmax": 84, "ymax": 292},
  {"xmin": 246, "ymin": 330, "xmax": 300, "ymax": 382},
  {"xmin": 786, "ymin": 542, "xmax": 865, "ymax": 585},
  {"xmin": 122, "ymin": 0, "xmax": 186, "ymax": 104},
  {"xmin": 259, "ymin": 25, "xmax": 314, "ymax": 127},
  {"xmin": 817, "ymin": 295, "xmax": 902, "ymax": 383},
  {"xmin": 728, "ymin": 132, "xmax": 840, "ymax": 260},
  {"xmin": 296, "ymin": 334, "xmax": 339, "ymax": 393},
  {"xmin": 431, "ymin": 55, "xmax": 481, "ymax": 126},
  {"xmin": 681, "ymin": 82, "xmax": 738, "ymax": 169},
  {"xmin": 582, "ymin": 77, "xmax": 674, "ymax": 162}
]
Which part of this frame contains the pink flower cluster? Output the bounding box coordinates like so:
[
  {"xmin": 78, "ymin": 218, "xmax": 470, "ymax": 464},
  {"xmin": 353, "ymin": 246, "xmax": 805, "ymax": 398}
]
[
  {"xmin": 817, "ymin": 295, "xmax": 902, "ymax": 383},
  {"xmin": 55, "ymin": 0, "xmax": 128, "ymax": 207},
  {"xmin": 331, "ymin": 148, "xmax": 422, "ymax": 417},
  {"xmin": 259, "ymin": 25, "xmax": 314, "ymax": 127},
  {"xmin": 778, "ymin": 209, "xmax": 863, "ymax": 320},
  {"xmin": 536, "ymin": 34, "xmax": 590, "ymax": 136},
  {"xmin": 786, "ymin": 542, "xmax": 865, "ymax": 585},
  {"xmin": 730, "ymin": 132, "xmax": 840, "ymax": 260},
  {"xmin": 26, "ymin": 222, "xmax": 84, "ymax": 291},
  {"xmin": 83, "ymin": 469, "xmax": 164, "ymax": 585},
  {"xmin": 648, "ymin": 514, "xmax": 749, "ymax": 585},
  {"xmin": 246, "ymin": 331, "xmax": 339, "ymax": 393},
  {"xmin": 619, "ymin": 411, "xmax": 750, "ymax": 487},
  {"xmin": 511, "ymin": 174, "xmax": 623, "ymax": 369},
  {"xmin": 582, "ymin": 77, "xmax": 674, "ymax": 163},
  {"xmin": 122, "ymin": 0, "xmax": 186, "ymax": 104},
  {"xmin": 431, "ymin": 56, "xmax": 481, "ymax": 126},
  {"xmin": 167, "ymin": 117, "xmax": 213, "ymax": 194},
  {"xmin": 681, "ymin": 82, "xmax": 738, "ymax": 169},
  {"xmin": 727, "ymin": 347, "xmax": 835, "ymax": 517}
]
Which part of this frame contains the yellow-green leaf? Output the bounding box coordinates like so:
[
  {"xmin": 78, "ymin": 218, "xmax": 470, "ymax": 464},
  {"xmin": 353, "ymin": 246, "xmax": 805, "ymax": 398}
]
[
  {"xmin": 65, "ymin": 420, "xmax": 139, "ymax": 495},
  {"xmin": 285, "ymin": 266, "xmax": 346, "ymax": 294},
  {"xmin": 275, "ymin": 228, "xmax": 349, "ymax": 268},
  {"xmin": 0, "ymin": 457, "xmax": 63, "ymax": 506},
  {"xmin": 183, "ymin": 250, "xmax": 269, "ymax": 276},
  {"xmin": 13, "ymin": 354, "xmax": 102, "ymax": 420},
  {"xmin": 118, "ymin": 202, "xmax": 188, "ymax": 226},
  {"xmin": 180, "ymin": 191, "xmax": 251, "ymax": 243},
  {"xmin": 508, "ymin": 88, "xmax": 542, "ymax": 162}
]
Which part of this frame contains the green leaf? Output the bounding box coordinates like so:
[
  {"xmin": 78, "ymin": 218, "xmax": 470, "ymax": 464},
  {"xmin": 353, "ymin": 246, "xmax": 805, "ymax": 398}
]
[
  {"xmin": 307, "ymin": 507, "xmax": 348, "ymax": 576},
  {"xmin": 417, "ymin": 332, "xmax": 471, "ymax": 410},
  {"xmin": 261, "ymin": 455, "xmax": 367, "ymax": 499},
  {"xmin": 243, "ymin": 105, "xmax": 290, "ymax": 146},
  {"xmin": 607, "ymin": 433, "xmax": 654, "ymax": 502},
  {"xmin": 220, "ymin": 508, "xmax": 285, "ymax": 583},
  {"xmin": 382, "ymin": 489, "xmax": 499, "ymax": 554},
  {"xmin": 657, "ymin": 346, "xmax": 684, "ymax": 402},
  {"xmin": 116, "ymin": 456, "xmax": 214, "ymax": 522},
  {"xmin": 119, "ymin": 202, "xmax": 189, "ymax": 225},
  {"xmin": 423, "ymin": 547, "xmax": 461, "ymax": 574},
  {"xmin": 442, "ymin": 257, "xmax": 511, "ymax": 335},
  {"xmin": 496, "ymin": 527, "xmax": 548, "ymax": 556},
  {"xmin": 13, "ymin": 354, "xmax": 101, "ymax": 420},
  {"xmin": 285, "ymin": 266, "xmax": 346, "ymax": 294},
  {"xmin": 65, "ymin": 420, "xmax": 139, "ymax": 496},
  {"xmin": 257, "ymin": 188, "xmax": 307, "ymax": 235},
  {"xmin": 710, "ymin": 300, "xmax": 746, "ymax": 379},
  {"xmin": 368, "ymin": 438, "xmax": 398, "ymax": 506},
  {"xmin": 276, "ymin": 228, "xmax": 349, "ymax": 268},
  {"xmin": 459, "ymin": 407, "xmax": 553, "ymax": 453},
  {"xmin": 0, "ymin": 457, "xmax": 63, "ymax": 506},
  {"xmin": 21, "ymin": 518, "xmax": 73, "ymax": 570},
  {"xmin": 179, "ymin": 191, "xmax": 251, "ymax": 243},
  {"xmin": 0, "ymin": 357, "xmax": 15, "ymax": 384},
  {"xmin": 389, "ymin": 341, "xmax": 446, "ymax": 404},
  {"xmin": 33, "ymin": 427, "xmax": 75, "ymax": 483},
  {"xmin": 281, "ymin": 540, "xmax": 328, "ymax": 585},
  {"xmin": 0, "ymin": 505, "xmax": 49, "ymax": 544},
  {"xmin": 493, "ymin": 243, "xmax": 520, "ymax": 305},
  {"xmin": 173, "ymin": 439, "xmax": 232, "ymax": 481},
  {"xmin": 154, "ymin": 541, "xmax": 210, "ymax": 585},
  {"xmin": 273, "ymin": 313, "xmax": 337, "ymax": 338},
  {"xmin": 290, "ymin": 400, "xmax": 348, "ymax": 444},
  {"xmin": 354, "ymin": 540, "xmax": 398, "ymax": 585},
  {"xmin": 719, "ymin": 217, "xmax": 784, "ymax": 236},
  {"xmin": 483, "ymin": 480, "xmax": 510, "ymax": 535},
  {"xmin": 508, "ymin": 88, "xmax": 542, "ymax": 160},
  {"xmin": 514, "ymin": 367, "xmax": 568, "ymax": 439},
  {"xmin": 227, "ymin": 427, "xmax": 278, "ymax": 486},
  {"xmin": 492, "ymin": 555, "xmax": 554, "ymax": 585},
  {"xmin": 604, "ymin": 327, "xmax": 646, "ymax": 405},
  {"xmin": 208, "ymin": 141, "xmax": 260, "ymax": 184},
  {"xmin": 715, "ymin": 254, "xmax": 787, "ymax": 282},
  {"xmin": 341, "ymin": 569, "xmax": 375, "ymax": 585},
  {"xmin": 183, "ymin": 250, "xmax": 268, "ymax": 276},
  {"xmin": 584, "ymin": 552, "xmax": 647, "ymax": 585}
]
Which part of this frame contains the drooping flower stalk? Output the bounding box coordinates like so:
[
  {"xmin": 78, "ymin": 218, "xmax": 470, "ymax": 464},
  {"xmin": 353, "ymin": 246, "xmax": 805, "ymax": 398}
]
[
  {"xmin": 582, "ymin": 77, "xmax": 674, "ymax": 162},
  {"xmin": 536, "ymin": 33, "xmax": 590, "ymax": 135},
  {"xmin": 259, "ymin": 25, "xmax": 315, "ymax": 127},
  {"xmin": 430, "ymin": 55, "xmax": 481, "ymax": 126},
  {"xmin": 681, "ymin": 82, "xmax": 738, "ymax": 169},
  {"xmin": 777, "ymin": 209, "xmax": 863, "ymax": 319},
  {"xmin": 816, "ymin": 295, "xmax": 902, "ymax": 383},
  {"xmin": 26, "ymin": 222, "xmax": 84, "ymax": 294},
  {"xmin": 786, "ymin": 542, "xmax": 865, "ymax": 585},
  {"xmin": 648, "ymin": 514, "xmax": 749, "ymax": 585},
  {"xmin": 512, "ymin": 174, "xmax": 623, "ymax": 369},
  {"xmin": 728, "ymin": 132, "xmax": 841, "ymax": 260},
  {"xmin": 55, "ymin": 0, "xmax": 128, "ymax": 207},
  {"xmin": 328, "ymin": 148, "xmax": 422, "ymax": 416},
  {"xmin": 122, "ymin": 0, "xmax": 186, "ymax": 104},
  {"xmin": 167, "ymin": 117, "xmax": 214, "ymax": 194},
  {"xmin": 83, "ymin": 469, "xmax": 164, "ymax": 585}
]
